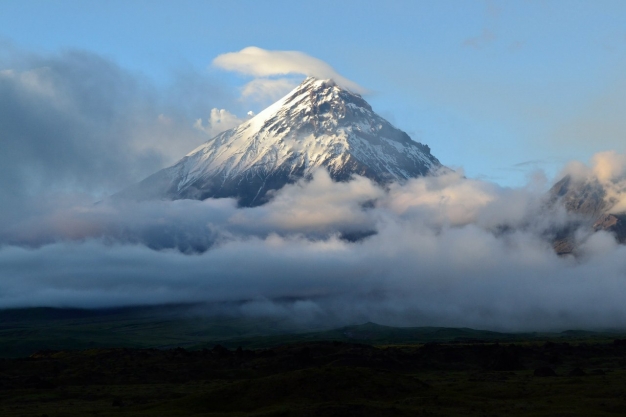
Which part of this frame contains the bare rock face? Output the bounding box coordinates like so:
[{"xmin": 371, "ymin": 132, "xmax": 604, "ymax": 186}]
[
  {"xmin": 549, "ymin": 175, "xmax": 608, "ymax": 219},
  {"xmin": 553, "ymin": 238, "xmax": 576, "ymax": 256},
  {"xmin": 549, "ymin": 175, "xmax": 626, "ymax": 253},
  {"xmin": 593, "ymin": 213, "xmax": 626, "ymax": 243},
  {"xmin": 119, "ymin": 77, "xmax": 443, "ymax": 206}
]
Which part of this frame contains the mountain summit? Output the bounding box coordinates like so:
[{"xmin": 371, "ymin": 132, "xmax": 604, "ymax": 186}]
[{"xmin": 124, "ymin": 77, "xmax": 443, "ymax": 206}]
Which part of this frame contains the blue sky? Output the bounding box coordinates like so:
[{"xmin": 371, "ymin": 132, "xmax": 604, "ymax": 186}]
[{"xmin": 2, "ymin": 0, "xmax": 626, "ymax": 186}]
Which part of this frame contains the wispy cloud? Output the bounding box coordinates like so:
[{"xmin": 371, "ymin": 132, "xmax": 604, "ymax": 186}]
[
  {"xmin": 194, "ymin": 108, "xmax": 248, "ymax": 137},
  {"xmin": 463, "ymin": 28, "xmax": 497, "ymax": 49},
  {"xmin": 240, "ymin": 77, "xmax": 300, "ymax": 102}
]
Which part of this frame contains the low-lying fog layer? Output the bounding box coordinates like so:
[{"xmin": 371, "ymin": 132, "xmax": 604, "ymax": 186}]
[
  {"xmin": 2, "ymin": 49, "xmax": 626, "ymax": 332},
  {"xmin": 3, "ymin": 165, "xmax": 626, "ymax": 331}
]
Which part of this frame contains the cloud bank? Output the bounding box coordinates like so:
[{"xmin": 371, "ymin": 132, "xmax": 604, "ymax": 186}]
[
  {"xmin": 3, "ymin": 163, "xmax": 626, "ymax": 332},
  {"xmin": 3, "ymin": 46, "xmax": 626, "ymax": 332}
]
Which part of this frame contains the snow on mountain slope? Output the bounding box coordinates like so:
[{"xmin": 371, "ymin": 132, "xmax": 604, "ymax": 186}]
[{"xmin": 123, "ymin": 77, "xmax": 443, "ymax": 206}]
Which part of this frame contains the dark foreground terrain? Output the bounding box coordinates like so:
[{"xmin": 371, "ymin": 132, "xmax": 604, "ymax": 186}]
[
  {"xmin": 2, "ymin": 338, "xmax": 626, "ymax": 416},
  {"xmin": 2, "ymin": 305, "xmax": 619, "ymax": 358}
]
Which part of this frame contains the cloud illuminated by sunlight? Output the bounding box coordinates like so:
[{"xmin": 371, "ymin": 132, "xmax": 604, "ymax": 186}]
[{"xmin": 212, "ymin": 46, "xmax": 366, "ymax": 102}]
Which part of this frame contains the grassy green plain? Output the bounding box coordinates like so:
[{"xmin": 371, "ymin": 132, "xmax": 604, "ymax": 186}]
[{"xmin": 1, "ymin": 306, "xmax": 626, "ymax": 416}]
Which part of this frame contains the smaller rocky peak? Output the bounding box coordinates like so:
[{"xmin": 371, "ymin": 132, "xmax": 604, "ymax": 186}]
[
  {"xmin": 549, "ymin": 174, "xmax": 626, "ymax": 254},
  {"xmin": 549, "ymin": 174, "xmax": 609, "ymax": 219}
]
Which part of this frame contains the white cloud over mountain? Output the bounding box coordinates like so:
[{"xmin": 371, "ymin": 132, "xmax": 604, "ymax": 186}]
[
  {"xmin": 212, "ymin": 46, "xmax": 366, "ymax": 103},
  {"xmin": 240, "ymin": 77, "xmax": 300, "ymax": 102}
]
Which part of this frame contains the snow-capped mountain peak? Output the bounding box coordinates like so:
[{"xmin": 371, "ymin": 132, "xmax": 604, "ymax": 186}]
[{"xmin": 123, "ymin": 76, "xmax": 443, "ymax": 206}]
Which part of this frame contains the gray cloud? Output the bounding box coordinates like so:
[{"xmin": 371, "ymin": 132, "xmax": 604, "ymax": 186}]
[
  {"xmin": 1, "ymin": 52, "xmax": 157, "ymax": 193},
  {"xmin": 2, "ymin": 165, "xmax": 626, "ymax": 331},
  {"xmin": 1, "ymin": 191, "xmax": 626, "ymax": 332},
  {"xmin": 0, "ymin": 48, "xmax": 232, "ymax": 220}
]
